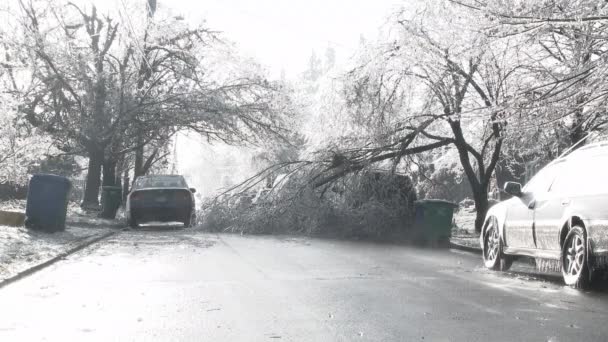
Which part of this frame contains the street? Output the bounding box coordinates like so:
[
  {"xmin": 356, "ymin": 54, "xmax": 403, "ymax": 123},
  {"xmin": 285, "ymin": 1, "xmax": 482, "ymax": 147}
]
[{"xmin": 0, "ymin": 229, "xmax": 607, "ymax": 341}]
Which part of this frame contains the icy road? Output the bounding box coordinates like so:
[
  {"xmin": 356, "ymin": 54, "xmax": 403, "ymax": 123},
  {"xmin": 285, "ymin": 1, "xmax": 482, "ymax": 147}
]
[{"xmin": 0, "ymin": 229, "xmax": 607, "ymax": 341}]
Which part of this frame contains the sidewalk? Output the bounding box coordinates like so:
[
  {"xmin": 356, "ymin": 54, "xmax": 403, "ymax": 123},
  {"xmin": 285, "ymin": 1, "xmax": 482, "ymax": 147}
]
[{"xmin": 0, "ymin": 201, "xmax": 122, "ymax": 285}]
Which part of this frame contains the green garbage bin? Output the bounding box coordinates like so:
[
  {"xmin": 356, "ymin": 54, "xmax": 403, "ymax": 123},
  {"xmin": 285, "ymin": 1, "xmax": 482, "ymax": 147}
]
[
  {"xmin": 413, "ymin": 199, "xmax": 458, "ymax": 246},
  {"xmin": 100, "ymin": 186, "xmax": 122, "ymax": 219}
]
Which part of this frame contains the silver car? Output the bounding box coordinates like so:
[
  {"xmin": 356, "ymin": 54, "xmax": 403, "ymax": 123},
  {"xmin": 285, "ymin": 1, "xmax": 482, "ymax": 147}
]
[{"xmin": 481, "ymin": 141, "xmax": 608, "ymax": 289}]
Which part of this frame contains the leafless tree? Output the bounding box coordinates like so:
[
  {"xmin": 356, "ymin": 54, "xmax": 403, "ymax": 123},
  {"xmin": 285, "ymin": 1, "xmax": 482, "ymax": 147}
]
[{"xmin": 0, "ymin": 0, "xmax": 292, "ymax": 207}]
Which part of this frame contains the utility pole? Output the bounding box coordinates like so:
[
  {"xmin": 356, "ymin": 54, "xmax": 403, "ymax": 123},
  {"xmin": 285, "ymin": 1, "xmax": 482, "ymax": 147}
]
[
  {"xmin": 170, "ymin": 133, "xmax": 179, "ymax": 174},
  {"xmin": 133, "ymin": 0, "xmax": 157, "ymax": 179}
]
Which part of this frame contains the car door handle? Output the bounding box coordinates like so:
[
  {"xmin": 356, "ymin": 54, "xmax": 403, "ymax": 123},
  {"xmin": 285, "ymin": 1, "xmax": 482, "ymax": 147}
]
[
  {"xmin": 561, "ymin": 199, "xmax": 570, "ymax": 206},
  {"xmin": 528, "ymin": 200, "xmax": 536, "ymax": 209}
]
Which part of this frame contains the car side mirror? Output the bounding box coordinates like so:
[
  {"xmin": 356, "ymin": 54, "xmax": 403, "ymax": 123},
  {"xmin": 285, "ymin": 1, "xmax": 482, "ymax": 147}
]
[
  {"xmin": 189, "ymin": 188, "xmax": 196, "ymax": 194},
  {"xmin": 504, "ymin": 182, "xmax": 522, "ymax": 197}
]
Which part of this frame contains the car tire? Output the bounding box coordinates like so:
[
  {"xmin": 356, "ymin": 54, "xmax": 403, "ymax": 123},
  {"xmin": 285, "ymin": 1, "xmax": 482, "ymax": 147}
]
[
  {"xmin": 183, "ymin": 211, "xmax": 195, "ymax": 228},
  {"xmin": 483, "ymin": 217, "xmax": 511, "ymax": 271},
  {"xmin": 561, "ymin": 226, "xmax": 590, "ymax": 289}
]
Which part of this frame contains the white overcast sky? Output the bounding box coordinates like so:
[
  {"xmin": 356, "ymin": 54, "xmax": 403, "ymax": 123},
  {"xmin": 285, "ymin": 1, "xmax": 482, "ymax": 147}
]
[
  {"xmin": 4, "ymin": 0, "xmax": 406, "ymax": 194},
  {"xmin": 5, "ymin": 0, "xmax": 403, "ymax": 77},
  {"xmin": 163, "ymin": 0, "xmax": 403, "ymax": 193},
  {"xmin": 162, "ymin": 0, "xmax": 403, "ymax": 78}
]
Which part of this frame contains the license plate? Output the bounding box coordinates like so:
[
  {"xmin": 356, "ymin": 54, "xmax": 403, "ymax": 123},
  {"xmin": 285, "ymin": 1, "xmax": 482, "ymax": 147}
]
[{"xmin": 155, "ymin": 196, "xmax": 167, "ymax": 202}]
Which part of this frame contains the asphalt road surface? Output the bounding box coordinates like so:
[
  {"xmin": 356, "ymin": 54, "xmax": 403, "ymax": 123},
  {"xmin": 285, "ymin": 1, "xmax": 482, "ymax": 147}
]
[{"xmin": 1, "ymin": 228, "xmax": 608, "ymax": 341}]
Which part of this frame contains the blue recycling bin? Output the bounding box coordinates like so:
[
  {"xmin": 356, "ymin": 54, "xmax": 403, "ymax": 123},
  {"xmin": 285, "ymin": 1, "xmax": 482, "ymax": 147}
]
[{"xmin": 25, "ymin": 174, "xmax": 72, "ymax": 232}]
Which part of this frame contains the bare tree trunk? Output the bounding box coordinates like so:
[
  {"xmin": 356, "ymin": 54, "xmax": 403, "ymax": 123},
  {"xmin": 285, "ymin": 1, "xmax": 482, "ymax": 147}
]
[
  {"xmin": 122, "ymin": 171, "xmax": 130, "ymax": 205},
  {"xmin": 570, "ymin": 114, "xmax": 585, "ymax": 147},
  {"xmin": 449, "ymin": 118, "xmax": 503, "ymax": 233},
  {"xmin": 472, "ymin": 187, "xmax": 489, "ymax": 234},
  {"xmin": 82, "ymin": 148, "xmax": 103, "ymax": 208},
  {"xmin": 114, "ymin": 157, "xmax": 124, "ymax": 186},
  {"xmin": 569, "ymin": 94, "xmax": 589, "ymax": 148},
  {"xmin": 134, "ymin": 144, "xmax": 144, "ymax": 178},
  {"xmin": 459, "ymin": 167, "xmax": 490, "ymax": 234},
  {"xmin": 102, "ymin": 158, "xmax": 117, "ymax": 186},
  {"xmin": 141, "ymin": 148, "xmax": 160, "ymax": 175}
]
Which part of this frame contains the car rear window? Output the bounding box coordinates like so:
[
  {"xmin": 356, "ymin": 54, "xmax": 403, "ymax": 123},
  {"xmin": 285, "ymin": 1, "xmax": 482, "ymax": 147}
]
[{"xmin": 134, "ymin": 176, "xmax": 187, "ymax": 189}]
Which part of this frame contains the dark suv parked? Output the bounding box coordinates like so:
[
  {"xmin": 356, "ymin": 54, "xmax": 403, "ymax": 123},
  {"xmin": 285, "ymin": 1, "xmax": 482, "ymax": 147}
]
[{"xmin": 481, "ymin": 141, "xmax": 608, "ymax": 288}]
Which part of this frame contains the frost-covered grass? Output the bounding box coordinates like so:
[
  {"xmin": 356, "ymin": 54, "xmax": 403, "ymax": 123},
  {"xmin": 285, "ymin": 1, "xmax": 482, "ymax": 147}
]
[
  {"xmin": 450, "ymin": 206, "xmax": 480, "ymax": 249},
  {"xmin": 452, "ymin": 207, "xmax": 477, "ymax": 235},
  {"xmin": 0, "ymin": 221, "xmax": 115, "ymax": 282},
  {"xmin": 0, "ymin": 199, "xmax": 26, "ymax": 212},
  {"xmin": 0, "ymin": 225, "xmax": 109, "ymax": 281},
  {"xmin": 0, "ymin": 199, "xmax": 121, "ymax": 282},
  {"xmin": 0, "ymin": 199, "xmax": 90, "ymax": 216}
]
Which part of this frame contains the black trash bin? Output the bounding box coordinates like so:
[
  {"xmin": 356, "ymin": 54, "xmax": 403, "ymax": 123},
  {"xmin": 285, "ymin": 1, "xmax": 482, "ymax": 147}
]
[
  {"xmin": 25, "ymin": 174, "xmax": 72, "ymax": 232},
  {"xmin": 100, "ymin": 186, "xmax": 122, "ymax": 219}
]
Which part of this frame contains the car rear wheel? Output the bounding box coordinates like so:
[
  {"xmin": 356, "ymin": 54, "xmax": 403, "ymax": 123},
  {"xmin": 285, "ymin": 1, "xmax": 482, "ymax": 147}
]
[
  {"xmin": 183, "ymin": 212, "xmax": 195, "ymax": 228},
  {"xmin": 483, "ymin": 217, "xmax": 512, "ymax": 271},
  {"xmin": 561, "ymin": 226, "xmax": 590, "ymax": 289}
]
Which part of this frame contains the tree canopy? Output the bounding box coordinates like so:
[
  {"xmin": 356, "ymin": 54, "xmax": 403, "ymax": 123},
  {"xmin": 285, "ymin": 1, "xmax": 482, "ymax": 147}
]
[{"xmin": 0, "ymin": 0, "xmax": 293, "ymax": 205}]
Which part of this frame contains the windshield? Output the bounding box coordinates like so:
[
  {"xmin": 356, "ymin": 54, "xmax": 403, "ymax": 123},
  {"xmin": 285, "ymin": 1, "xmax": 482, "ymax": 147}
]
[{"xmin": 522, "ymin": 161, "xmax": 564, "ymax": 194}]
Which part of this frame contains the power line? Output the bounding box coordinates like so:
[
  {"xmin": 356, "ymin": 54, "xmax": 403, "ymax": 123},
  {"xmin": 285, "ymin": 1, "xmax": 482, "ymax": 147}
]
[{"xmin": 116, "ymin": 0, "xmax": 152, "ymax": 72}]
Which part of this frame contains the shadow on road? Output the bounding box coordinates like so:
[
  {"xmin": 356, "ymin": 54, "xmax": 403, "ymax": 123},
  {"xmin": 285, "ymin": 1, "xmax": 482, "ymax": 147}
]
[
  {"xmin": 108, "ymin": 227, "xmax": 216, "ymax": 249},
  {"xmin": 66, "ymin": 216, "xmax": 123, "ymax": 229},
  {"xmin": 133, "ymin": 224, "xmax": 186, "ymax": 232},
  {"xmin": 498, "ymin": 261, "xmax": 608, "ymax": 295}
]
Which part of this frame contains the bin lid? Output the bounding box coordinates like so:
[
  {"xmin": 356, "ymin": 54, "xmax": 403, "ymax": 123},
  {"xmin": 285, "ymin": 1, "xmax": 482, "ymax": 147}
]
[
  {"xmin": 414, "ymin": 199, "xmax": 458, "ymax": 207},
  {"xmin": 31, "ymin": 174, "xmax": 71, "ymax": 186}
]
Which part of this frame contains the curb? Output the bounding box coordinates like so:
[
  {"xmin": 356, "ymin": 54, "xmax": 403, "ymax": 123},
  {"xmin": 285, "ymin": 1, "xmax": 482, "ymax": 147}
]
[
  {"xmin": 0, "ymin": 229, "xmax": 120, "ymax": 289},
  {"xmin": 449, "ymin": 241, "xmax": 482, "ymax": 254}
]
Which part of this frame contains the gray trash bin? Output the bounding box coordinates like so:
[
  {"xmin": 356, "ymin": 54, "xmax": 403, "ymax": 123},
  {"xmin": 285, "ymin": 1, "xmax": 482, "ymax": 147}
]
[{"xmin": 25, "ymin": 174, "xmax": 72, "ymax": 232}]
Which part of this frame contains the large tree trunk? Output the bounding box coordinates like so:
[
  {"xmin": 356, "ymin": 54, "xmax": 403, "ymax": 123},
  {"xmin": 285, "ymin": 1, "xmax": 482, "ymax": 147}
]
[
  {"xmin": 134, "ymin": 144, "xmax": 144, "ymax": 178},
  {"xmin": 102, "ymin": 158, "xmax": 117, "ymax": 186},
  {"xmin": 82, "ymin": 148, "xmax": 104, "ymax": 208},
  {"xmin": 122, "ymin": 170, "xmax": 130, "ymax": 205},
  {"xmin": 570, "ymin": 113, "xmax": 586, "ymax": 147},
  {"xmin": 569, "ymin": 94, "xmax": 588, "ymax": 148},
  {"xmin": 141, "ymin": 148, "xmax": 159, "ymax": 175},
  {"xmin": 472, "ymin": 186, "xmax": 489, "ymax": 234}
]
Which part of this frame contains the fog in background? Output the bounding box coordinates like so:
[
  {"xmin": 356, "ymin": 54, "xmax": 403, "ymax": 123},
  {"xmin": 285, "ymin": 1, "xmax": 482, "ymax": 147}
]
[
  {"xmin": 172, "ymin": 0, "xmax": 403, "ymax": 199},
  {"xmin": 175, "ymin": 132, "xmax": 257, "ymax": 200}
]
